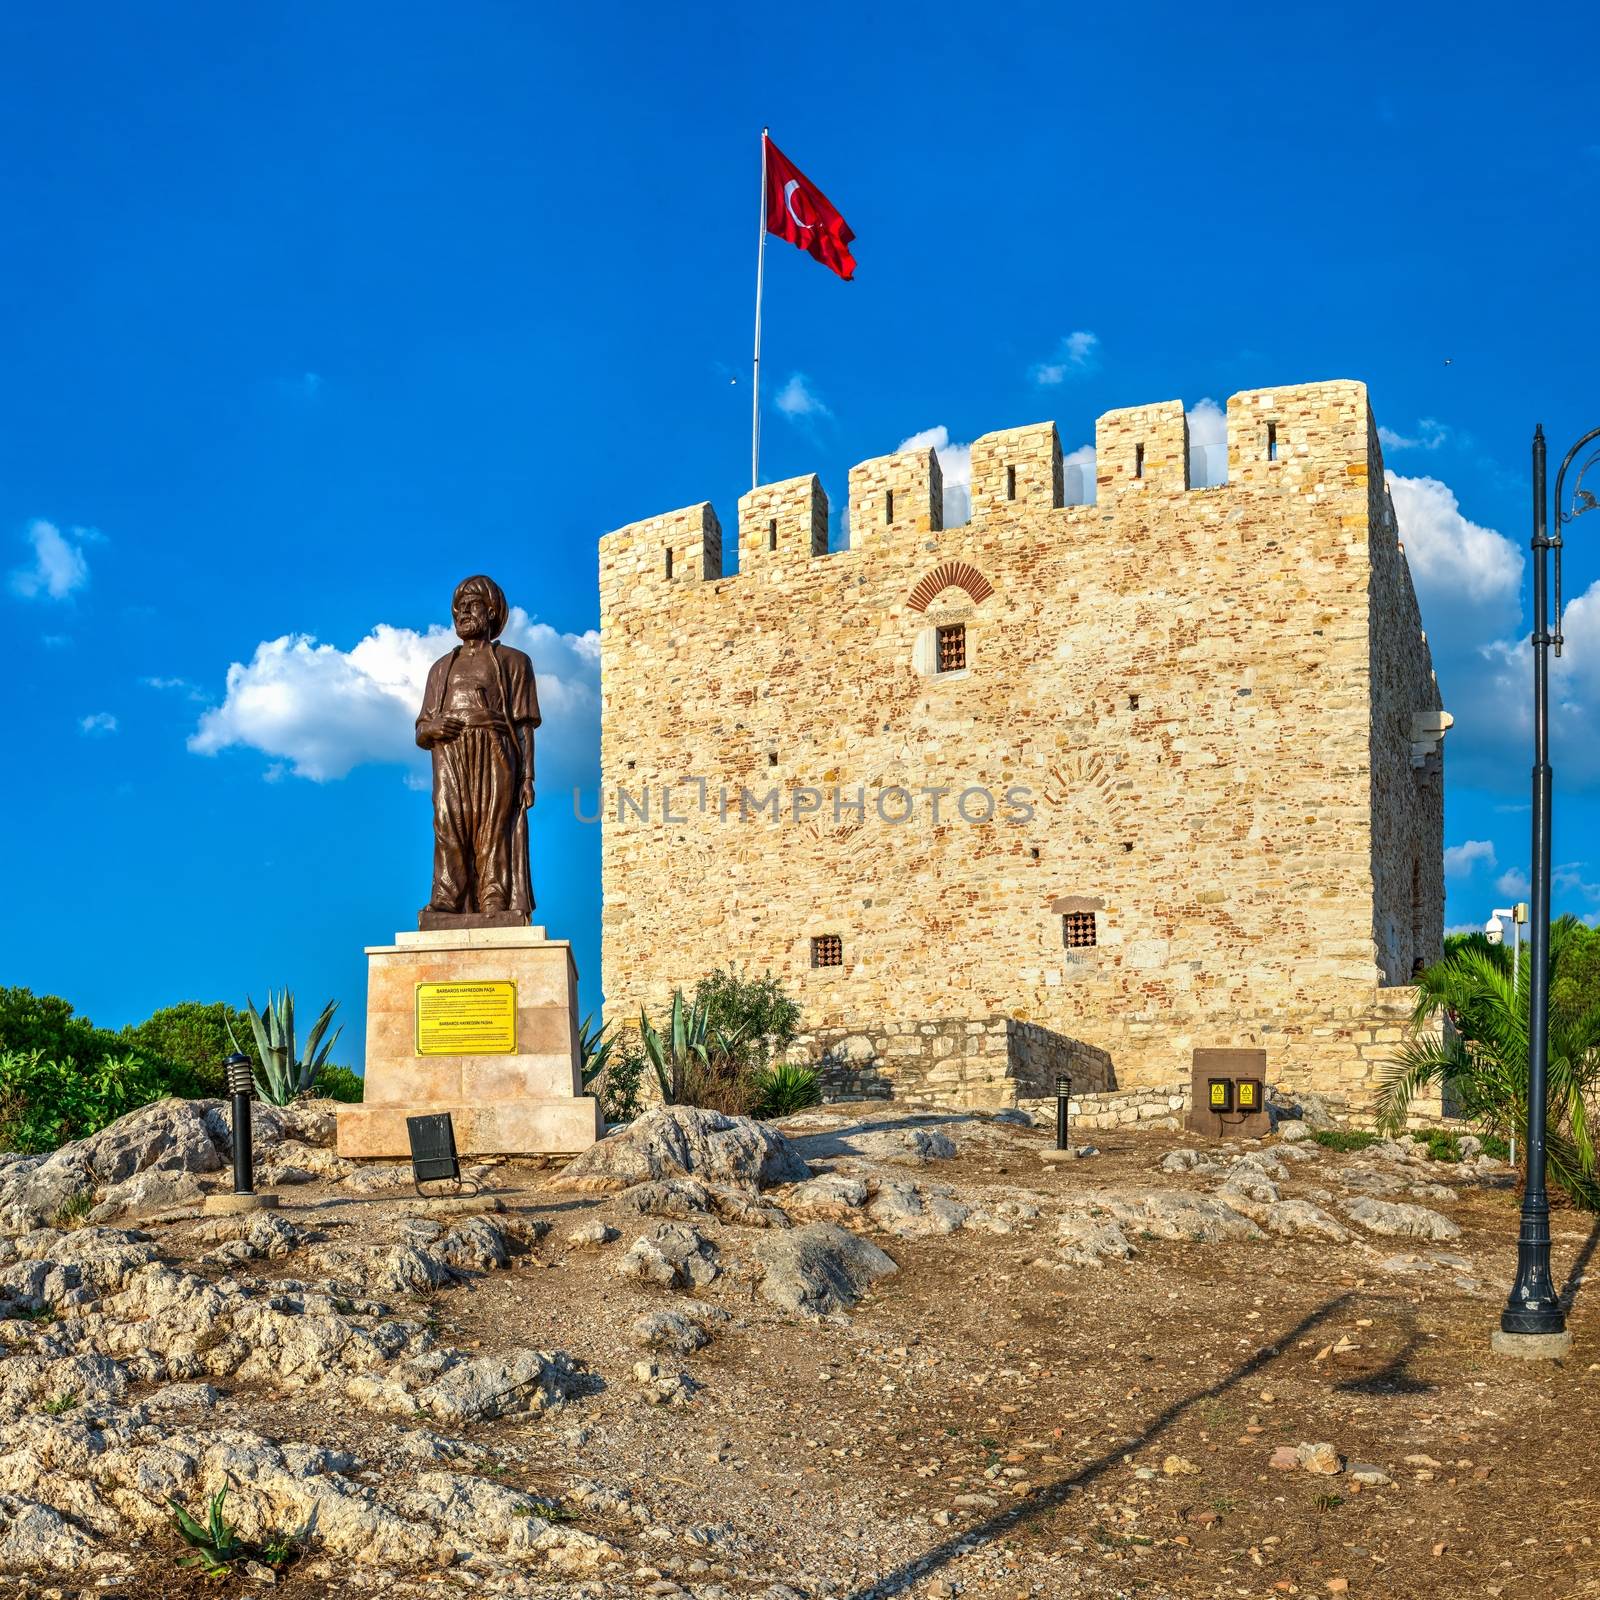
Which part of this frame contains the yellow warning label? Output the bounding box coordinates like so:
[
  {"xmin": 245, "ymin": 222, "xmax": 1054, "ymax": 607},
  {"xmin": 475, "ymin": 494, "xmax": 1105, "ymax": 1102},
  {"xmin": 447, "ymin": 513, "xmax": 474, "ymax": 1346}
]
[
  {"xmin": 415, "ymin": 981, "xmax": 517, "ymax": 1056},
  {"xmin": 1209, "ymin": 1082, "xmax": 1228, "ymax": 1107}
]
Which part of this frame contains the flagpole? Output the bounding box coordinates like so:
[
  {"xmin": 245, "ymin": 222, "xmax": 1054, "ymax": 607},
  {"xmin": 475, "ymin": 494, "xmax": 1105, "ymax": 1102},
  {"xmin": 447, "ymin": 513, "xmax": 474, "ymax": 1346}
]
[{"xmin": 752, "ymin": 127, "xmax": 768, "ymax": 491}]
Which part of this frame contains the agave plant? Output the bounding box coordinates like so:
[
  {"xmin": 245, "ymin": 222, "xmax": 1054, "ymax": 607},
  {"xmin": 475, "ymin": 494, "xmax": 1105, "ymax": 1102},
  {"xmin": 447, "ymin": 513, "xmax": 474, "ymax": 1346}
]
[
  {"xmin": 1378, "ymin": 917, "xmax": 1600, "ymax": 1209},
  {"xmin": 170, "ymin": 1486, "xmax": 244, "ymax": 1577},
  {"xmin": 229, "ymin": 991, "xmax": 342, "ymax": 1106},
  {"xmin": 749, "ymin": 1061, "xmax": 823, "ymax": 1120},
  {"xmin": 578, "ymin": 1012, "xmax": 615, "ymax": 1089},
  {"xmin": 638, "ymin": 990, "xmax": 750, "ymax": 1107}
]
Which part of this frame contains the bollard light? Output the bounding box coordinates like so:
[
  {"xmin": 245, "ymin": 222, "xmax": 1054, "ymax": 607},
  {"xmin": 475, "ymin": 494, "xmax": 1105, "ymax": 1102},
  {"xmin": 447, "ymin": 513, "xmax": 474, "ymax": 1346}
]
[
  {"xmin": 1055, "ymin": 1074, "xmax": 1072, "ymax": 1152},
  {"xmin": 225, "ymin": 1051, "xmax": 255, "ymax": 1196}
]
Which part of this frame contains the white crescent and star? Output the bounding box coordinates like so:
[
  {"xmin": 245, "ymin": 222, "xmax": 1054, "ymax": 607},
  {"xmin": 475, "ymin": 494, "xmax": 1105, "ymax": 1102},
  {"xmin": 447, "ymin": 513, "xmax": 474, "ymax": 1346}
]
[{"xmin": 783, "ymin": 178, "xmax": 815, "ymax": 230}]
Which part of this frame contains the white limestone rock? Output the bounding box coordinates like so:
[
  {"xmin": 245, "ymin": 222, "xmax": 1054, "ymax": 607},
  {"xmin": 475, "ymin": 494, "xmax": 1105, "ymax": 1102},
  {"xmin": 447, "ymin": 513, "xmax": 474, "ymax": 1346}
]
[
  {"xmin": 554, "ymin": 1106, "xmax": 811, "ymax": 1193},
  {"xmin": 1341, "ymin": 1196, "xmax": 1462, "ymax": 1241},
  {"xmin": 754, "ymin": 1222, "xmax": 897, "ymax": 1317},
  {"xmin": 614, "ymin": 1223, "xmax": 720, "ymax": 1290}
]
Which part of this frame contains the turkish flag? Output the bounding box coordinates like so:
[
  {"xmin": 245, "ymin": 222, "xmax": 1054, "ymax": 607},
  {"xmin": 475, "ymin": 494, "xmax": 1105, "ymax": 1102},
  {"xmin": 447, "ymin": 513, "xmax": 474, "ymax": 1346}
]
[{"xmin": 764, "ymin": 136, "xmax": 856, "ymax": 281}]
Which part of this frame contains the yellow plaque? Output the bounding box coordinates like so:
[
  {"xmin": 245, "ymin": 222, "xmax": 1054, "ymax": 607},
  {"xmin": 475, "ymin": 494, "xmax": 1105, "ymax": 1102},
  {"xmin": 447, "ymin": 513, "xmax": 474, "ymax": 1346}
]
[{"xmin": 415, "ymin": 981, "xmax": 518, "ymax": 1056}]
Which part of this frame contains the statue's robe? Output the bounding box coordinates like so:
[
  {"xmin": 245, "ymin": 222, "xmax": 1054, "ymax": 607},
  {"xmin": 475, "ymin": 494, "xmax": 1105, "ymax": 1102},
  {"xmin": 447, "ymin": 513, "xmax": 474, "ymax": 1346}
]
[{"xmin": 417, "ymin": 642, "xmax": 540, "ymax": 916}]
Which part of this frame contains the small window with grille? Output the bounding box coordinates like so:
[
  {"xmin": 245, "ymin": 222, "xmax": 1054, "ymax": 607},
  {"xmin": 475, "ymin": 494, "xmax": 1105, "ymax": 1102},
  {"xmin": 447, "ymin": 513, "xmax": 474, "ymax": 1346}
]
[
  {"xmin": 811, "ymin": 934, "xmax": 843, "ymax": 968},
  {"xmin": 935, "ymin": 623, "xmax": 967, "ymax": 673},
  {"xmin": 1062, "ymin": 911, "xmax": 1097, "ymax": 949}
]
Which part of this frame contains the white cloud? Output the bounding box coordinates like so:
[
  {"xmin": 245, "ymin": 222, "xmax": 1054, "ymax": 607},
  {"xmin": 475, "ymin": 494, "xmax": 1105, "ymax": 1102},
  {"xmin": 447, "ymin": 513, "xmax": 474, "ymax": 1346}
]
[
  {"xmin": 189, "ymin": 608, "xmax": 600, "ymax": 785},
  {"xmin": 897, "ymin": 425, "xmax": 971, "ymax": 526},
  {"xmin": 1379, "ymin": 419, "xmax": 1450, "ymax": 452},
  {"xmin": 1030, "ymin": 330, "xmax": 1099, "ymax": 385},
  {"xmin": 79, "ymin": 712, "xmax": 118, "ymax": 736},
  {"xmin": 1444, "ymin": 838, "xmax": 1496, "ymax": 876},
  {"xmin": 1495, "ymin": 867, "xmax": 1531, "ymax": 898},
  {"xmin": 1389, "ymin": 474, "xmax": 1523, "ymax": 614},
  {"xmin": 9, "ymin": 519, "xmax": 99, "ymax": 601},
  {"xmin": 775, "ymin": 373, "xmax": 829, "ymax": 420},
  {"xmin": 142, "ymin": 675, "xmax": 207, "ymax": 702},
  {"xmin": 1186, "ymin": 398, "xmax": 1228, "ymax": 488},
  {"xmin": 1063, "ymin": 443, "xmax": 1096, "ymax": 506},
  {"xmin": 1554, "ymin": 862, "xmax": 1600, "ymax": 904},
  {"xmin": 1449, "ymin": 572, "xmax": 1600, "ymax": 787}
]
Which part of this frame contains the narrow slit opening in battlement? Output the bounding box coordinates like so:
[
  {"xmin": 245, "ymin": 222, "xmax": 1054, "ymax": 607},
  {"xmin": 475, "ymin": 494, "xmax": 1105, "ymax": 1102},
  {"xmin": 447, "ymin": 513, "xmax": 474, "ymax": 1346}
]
[
  {"xmin": 1134, "ymin": 444, "xmax": 1145, "ymax": 480},
  {"xmin": 885, "ymin": 489, "xmax": 894, "ymax": 524},
  {"xmin": 767, "ymin": 751, "xmax": 778, "ymax": 767},
  {"xmin": 664, "ymin": 547, "xmax": 674, "ymax": 579},
  {"xmin": 1128, "ymin": 693, "xmax": 1140, "ymax": 710},
  {"xmin": 1268, "ymin": 422, "xmax": 1279, "ymax": 462},
  {"xmin": 1006, "ymin": 465, "xmax": 1016, "ymax": 501}
]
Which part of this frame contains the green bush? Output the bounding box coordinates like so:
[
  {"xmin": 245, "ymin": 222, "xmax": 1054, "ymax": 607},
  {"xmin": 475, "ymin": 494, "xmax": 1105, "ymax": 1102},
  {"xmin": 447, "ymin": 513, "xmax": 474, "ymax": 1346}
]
[
  {"xmin": 691, "ymin": 968, "xmax": 802, "ymax": 1075},
  {"xmin": 0, "ymin": 987, "xmax": 121, "ymax": 1071},
  {"xmin": 314, "ymin": 1064, "xmax": 365, "ymax": 1103},
  {"xmin": 1310, "ymin": 1129, "xmax": 1380, "ymax": 1153},
  {"xmin": 0, "ymin": 986, "xmax": 358, "ymax": 1153},
  {"xmin": 595, "ymin": 1040, "xmax": 646, "ymax": 1123},
  {"xmin": 0, "ymin": 1048, "xmax": 181, "ymax": 1154},
  {"xmin": 1409, "ymin": 1128, "xmax": 1463, "ymax": 1163},
  {"xmin": 121, "ymin": 1001, "xmax": 260, "ymax": 1096}
]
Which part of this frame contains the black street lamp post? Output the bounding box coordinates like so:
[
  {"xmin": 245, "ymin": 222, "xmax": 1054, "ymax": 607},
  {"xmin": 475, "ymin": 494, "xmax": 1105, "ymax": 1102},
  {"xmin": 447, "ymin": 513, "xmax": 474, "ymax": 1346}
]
[{"xmin": 1500, "ymin": 421, "xmax": 1600, "ymax": 1350}]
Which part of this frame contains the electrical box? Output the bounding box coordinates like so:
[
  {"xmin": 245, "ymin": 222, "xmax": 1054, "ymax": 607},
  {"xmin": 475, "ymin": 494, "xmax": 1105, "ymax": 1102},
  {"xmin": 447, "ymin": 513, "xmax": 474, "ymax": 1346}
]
[{"xmin": 1186, "ymin": 1049, "xmax": 1272, "ymax": 1138}]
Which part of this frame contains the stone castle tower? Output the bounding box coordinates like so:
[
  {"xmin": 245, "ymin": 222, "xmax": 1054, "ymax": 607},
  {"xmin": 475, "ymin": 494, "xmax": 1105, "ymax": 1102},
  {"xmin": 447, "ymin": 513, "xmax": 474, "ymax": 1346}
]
[{"xmin": 598, "ymin": 380, "xmax": 1449, "ymax": 1107}]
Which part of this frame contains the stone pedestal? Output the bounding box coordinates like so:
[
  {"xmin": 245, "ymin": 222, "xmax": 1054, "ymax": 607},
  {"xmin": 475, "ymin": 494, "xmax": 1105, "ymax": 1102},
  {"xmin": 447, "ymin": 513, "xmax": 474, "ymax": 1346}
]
[{"xmin": 335, "ymin": 926, "xmax": 604, "ymax": 1160}]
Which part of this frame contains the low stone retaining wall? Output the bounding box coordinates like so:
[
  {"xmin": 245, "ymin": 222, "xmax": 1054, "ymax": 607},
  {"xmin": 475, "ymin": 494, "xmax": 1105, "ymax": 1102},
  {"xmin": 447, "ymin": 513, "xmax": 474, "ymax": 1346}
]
[
  {"xmin": 789, "ymin": 1016, "xmax": 1113, "ymax": 1112},
  {"xmin": 1016, "ymin": 1082, "xmax": 1189, "ymax": 1132}
]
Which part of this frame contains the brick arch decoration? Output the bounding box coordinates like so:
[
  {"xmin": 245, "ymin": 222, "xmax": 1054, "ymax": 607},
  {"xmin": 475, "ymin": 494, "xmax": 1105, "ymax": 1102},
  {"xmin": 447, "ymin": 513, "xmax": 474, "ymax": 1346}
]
[{"xmin": 907, "ymin": 560, "xmax": 995, "ymax": 614}]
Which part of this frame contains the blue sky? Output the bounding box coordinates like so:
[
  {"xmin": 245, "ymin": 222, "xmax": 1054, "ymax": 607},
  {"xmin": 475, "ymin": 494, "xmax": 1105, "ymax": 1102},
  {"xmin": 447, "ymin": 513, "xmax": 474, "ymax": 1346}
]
[{"xmin": 4, "ymin": 2, "xmax": 1598, "ymax": 1061}]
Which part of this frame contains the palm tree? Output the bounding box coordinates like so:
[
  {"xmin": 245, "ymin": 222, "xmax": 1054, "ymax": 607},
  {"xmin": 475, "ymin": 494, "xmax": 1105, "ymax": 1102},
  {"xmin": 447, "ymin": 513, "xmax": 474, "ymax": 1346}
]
[{"xmin": 1378, "ymin": 917, "xmax": 1600, "ymax": 1209}]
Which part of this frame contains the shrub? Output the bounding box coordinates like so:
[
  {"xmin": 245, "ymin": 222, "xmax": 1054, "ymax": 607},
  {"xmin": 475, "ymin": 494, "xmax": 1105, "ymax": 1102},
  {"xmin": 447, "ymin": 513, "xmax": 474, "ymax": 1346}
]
[
  {"xmin": 0, "ymin": 988, "xmax": 112, "ymax": 1069},
  {"xmin": 121, "ymin": 1001, "xmax": 259, "ymax": 1096},
  {"xmin": 635, "ymin": 973, "xmax": 805, "ymax": 1118},
  {"xmin": 0, "ymin": 1048, "xmax": 179, "ymax": 1154},
  {"xmin": 314, "ymin": 1064, "xmax": 365, "ymax": 1103},
  {"xmin": 749, "ymin": 1061, "xmax": 823, "ymax": 1120},
  {"xmin": 595, "ymin": 1039, "xmax": 646, "ymax": 1124},
  {"xmin": 692, "ymin": 968, "xmax": 802, "ymax": 1074},
  {"xmin": 1409, "ymin": 1128, "xmax": 1463, "ymax": 1163},
  {"xmin": 1310, "ymin": 1129, "xmax": 1380, "ymax": 1153}
]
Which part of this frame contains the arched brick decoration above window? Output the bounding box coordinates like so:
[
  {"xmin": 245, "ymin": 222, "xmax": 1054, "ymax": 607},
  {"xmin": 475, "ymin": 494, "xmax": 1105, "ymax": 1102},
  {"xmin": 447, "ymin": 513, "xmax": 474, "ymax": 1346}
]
[{"xmin": 907, "ymin": 560, "xmax": 996, "ymax": 614}]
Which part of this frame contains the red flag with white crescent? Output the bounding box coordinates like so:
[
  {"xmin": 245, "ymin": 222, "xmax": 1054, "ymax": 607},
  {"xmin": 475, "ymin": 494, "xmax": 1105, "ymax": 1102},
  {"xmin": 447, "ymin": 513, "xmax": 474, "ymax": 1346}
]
[{"xmin": 764, "ymin": 136, "xmax": 856, "ymax": 281}]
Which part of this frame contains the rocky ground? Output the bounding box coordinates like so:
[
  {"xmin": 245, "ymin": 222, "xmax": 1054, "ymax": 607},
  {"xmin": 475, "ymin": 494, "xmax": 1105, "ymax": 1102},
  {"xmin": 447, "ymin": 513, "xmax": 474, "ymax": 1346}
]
[{"xmin": 0, "ymin": 1097, "xmax": 1594, "ymax": 1600}]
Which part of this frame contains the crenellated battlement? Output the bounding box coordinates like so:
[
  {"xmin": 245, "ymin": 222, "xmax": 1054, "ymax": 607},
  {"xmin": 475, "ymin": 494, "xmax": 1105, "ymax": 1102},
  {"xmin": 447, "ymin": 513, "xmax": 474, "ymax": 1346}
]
[{"xmin": 600, "ymin": 380, "xmax": 1378, "ymax": 597}]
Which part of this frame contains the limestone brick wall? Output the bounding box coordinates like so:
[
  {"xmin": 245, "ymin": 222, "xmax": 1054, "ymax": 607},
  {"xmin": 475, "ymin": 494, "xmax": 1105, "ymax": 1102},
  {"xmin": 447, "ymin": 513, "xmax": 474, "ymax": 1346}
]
[
  {"xmin": 791, "ymin": 1016, "xmax": 1113, "ymax": 1111},
  {"xmin": 598, "ymin": 380, "xmax": 1446, "ymax": 1100}
]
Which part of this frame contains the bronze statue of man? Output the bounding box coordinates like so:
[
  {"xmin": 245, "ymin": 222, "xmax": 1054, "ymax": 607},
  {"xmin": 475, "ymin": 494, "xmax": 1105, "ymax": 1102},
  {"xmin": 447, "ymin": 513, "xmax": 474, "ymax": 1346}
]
[{"xmin": 416, "ymin": 575, "xmax": 540, "ymax": 927}]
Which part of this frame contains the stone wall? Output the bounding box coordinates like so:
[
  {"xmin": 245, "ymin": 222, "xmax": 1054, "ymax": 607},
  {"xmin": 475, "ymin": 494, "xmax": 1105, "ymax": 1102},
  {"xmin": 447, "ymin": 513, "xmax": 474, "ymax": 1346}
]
[
  {"xmin": 791, "ymin": 1016, "xmax": 1113, "ymax": 1111},
  {"xmin": 598, "ymin": 380, "xmax": 1447, "ymax": 1101}
]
